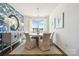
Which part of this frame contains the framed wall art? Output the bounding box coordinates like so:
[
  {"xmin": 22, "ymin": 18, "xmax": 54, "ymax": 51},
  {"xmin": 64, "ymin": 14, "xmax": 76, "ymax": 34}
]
[{"xmin": 55, "ymin": 12, "xmax": 64, "ymax": 29}]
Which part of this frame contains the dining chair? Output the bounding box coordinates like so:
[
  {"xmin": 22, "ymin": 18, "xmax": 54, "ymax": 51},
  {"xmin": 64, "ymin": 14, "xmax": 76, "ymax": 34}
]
[
  {"xmin": 24, "ymin": 33, "xmax": 36, "ymax": 50},
  {"xmin": 38, "ymin": 33, "xmax": 51, "ymax": 51},
  {"xmin": 50, "ymin": 32, "xmax": 55, "ymax": 46}
]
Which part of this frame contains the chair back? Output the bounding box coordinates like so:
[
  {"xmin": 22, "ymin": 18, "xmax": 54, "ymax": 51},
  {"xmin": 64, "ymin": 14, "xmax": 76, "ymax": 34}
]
[
  {"xmin": 24, "ymin": 33, "xmax": 30, "ymax": 41},
  {"xmin": 24, "ymin": 33, "xmax": 37, "ymax": 49},
  {"xmin": 43, "ymin": 33, "xmax": 51, "ymax": 42},
  {"xmin": 39, "ymin": 33, "xmax": 51, "ymax": 51},
  {"xmin": 50, "ymin": 32, "xmax": 55, "ymax": 39}
]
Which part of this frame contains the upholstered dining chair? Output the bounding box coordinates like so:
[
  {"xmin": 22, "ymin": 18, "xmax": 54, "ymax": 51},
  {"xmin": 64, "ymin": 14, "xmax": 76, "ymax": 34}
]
[
  {"xmin": 24, "ymin": 33, "xmax": 36, "ymax": 50},
  {"xmin": 50, "ymin": 32, "xmax": 55, "ymax": 46},
  {"xmin": 38, "ymin": 33, "xmax": 51, "ymax": 51}
]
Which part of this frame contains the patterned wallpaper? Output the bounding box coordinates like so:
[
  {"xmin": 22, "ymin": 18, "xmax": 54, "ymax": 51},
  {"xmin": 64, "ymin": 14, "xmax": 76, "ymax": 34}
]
[{"xmin": 0, "ymin": 3, "xmax": 24, "ymax": 32}]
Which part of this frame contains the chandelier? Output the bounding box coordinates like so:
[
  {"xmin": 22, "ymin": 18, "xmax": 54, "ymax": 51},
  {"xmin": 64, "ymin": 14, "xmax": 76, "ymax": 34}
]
[{"xmin": 37, "ymin": 8, "xmax": 39, "ymax": 17}]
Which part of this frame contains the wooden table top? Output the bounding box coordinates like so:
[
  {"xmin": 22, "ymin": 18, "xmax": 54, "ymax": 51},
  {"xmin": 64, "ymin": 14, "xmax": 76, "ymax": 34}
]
[{"xmin": 29, "ymin": 33, "xmax": 43, "ymax": 37}]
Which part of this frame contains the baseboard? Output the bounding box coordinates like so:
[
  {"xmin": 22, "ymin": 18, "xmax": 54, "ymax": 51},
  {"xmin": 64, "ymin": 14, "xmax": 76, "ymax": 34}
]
[{"xmin": 53, "ymin": 43, "xmax": 68, "ymax": 56}]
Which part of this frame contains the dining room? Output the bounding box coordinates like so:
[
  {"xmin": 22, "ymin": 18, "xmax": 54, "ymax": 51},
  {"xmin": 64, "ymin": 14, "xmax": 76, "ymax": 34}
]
[
  {"xmin": 1, "ymin": 1, "xmax": 79, "ymax": 59},
  {"xmin": 1, "ymin": 3, "xmax": 79, "ymax": 56},
  {"xmin": 0, "ymin": 3, "xmax": 66, "ymax": 56},
  {"xmin": 2, "ymin": 3, "xmax": 66, "ymax": 56}
]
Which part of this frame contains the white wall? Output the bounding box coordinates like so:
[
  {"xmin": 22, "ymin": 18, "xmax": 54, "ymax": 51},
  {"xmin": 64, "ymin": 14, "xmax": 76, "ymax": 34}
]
[{"xmin": 49, "ymin": 4, "xmax": 79, "ymax": 56}]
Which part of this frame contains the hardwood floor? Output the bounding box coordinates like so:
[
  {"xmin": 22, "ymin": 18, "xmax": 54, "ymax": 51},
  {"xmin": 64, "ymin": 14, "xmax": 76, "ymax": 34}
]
[{"xmin": 7, "ymin": 40, "xmax": 67, "ymax": 56}]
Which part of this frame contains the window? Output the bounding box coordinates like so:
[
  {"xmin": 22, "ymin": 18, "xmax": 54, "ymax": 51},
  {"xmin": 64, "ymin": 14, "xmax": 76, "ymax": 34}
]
[{"xmin": 32, "ymin": 18, "xmax": 44, "ymax": 33}]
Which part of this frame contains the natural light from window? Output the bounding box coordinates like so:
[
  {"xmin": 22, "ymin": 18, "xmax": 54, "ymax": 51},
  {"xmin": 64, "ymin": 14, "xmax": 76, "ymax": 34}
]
[{"xmin": 32, "ymin": 18, "xmax": 44, "ymax": 33}]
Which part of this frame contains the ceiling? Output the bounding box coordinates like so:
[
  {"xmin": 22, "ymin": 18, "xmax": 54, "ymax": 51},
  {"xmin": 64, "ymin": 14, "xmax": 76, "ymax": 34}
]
[{"xmin": 10, "ymin": 3, "xmax": 59, "ymax": 17}]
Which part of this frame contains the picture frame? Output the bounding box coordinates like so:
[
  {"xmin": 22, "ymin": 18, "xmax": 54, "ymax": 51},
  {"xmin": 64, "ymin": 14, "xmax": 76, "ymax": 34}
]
[
  {"xmin": 55, "ymin": 12, "xmax": 64, "ymax": 29},
  {"xmin": 54, "ymin": 17, "xmax": 56, "ymax": 29}
]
